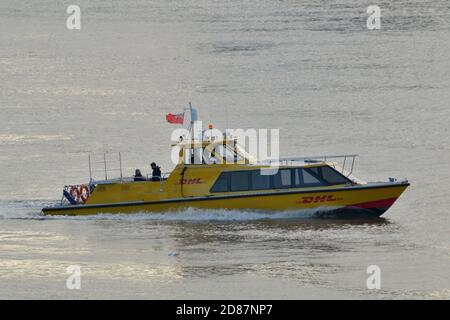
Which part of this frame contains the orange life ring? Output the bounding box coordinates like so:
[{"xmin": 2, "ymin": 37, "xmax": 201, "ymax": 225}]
[
  {"xmin": 69, "ymin": 186, "xmax": 81, "ymax": 204},
  {"xmin": 79, "ymin": 185, "xmax": 90, "ymax": 203}
]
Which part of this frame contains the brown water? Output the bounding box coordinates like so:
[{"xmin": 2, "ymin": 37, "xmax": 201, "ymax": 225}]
[{"xmin": 0, "ymin": 0, "xmax": 449, "ymax": 299}]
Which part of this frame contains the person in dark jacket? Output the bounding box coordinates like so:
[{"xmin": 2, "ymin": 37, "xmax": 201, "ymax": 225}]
[
  {"xmin": 150, "ymin": 162, "xmax": 161, "ymax": 181},
  {"xmin": 134, "ymin": 169, "xmax": 146, "ymax": 181}
]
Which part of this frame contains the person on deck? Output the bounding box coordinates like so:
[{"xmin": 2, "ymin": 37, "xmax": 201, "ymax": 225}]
[
  {"xmin": 150, "ymin": 162, "xmax": 161, "ymax": 181},
  {"xmin": 133, "ymin": 169, "xmax": 146, "ymax": 181}
]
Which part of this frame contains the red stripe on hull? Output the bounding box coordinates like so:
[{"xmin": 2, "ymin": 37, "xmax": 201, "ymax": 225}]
[{"xmin": 351, "ymin": 197, "xmax": 398, "ymax": 209}]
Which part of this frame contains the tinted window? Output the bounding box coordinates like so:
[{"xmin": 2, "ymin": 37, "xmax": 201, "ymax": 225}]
[
  {"xmin": 303, "ymin": 169, "xmax": 321, "ymax": 185},
  {"xmin": 212, "ymin": 167, "xmax": 346, "ymax": 193},
  {"xmin": 320, "ymin": 166, "xmax": 350, "ymax": 185},
  {"xmin": 211, "ymin": 172, "xmax": 229, "ymax": 192},
  {"xmin": 251, "ymin": 170, "xmax": 271, "ymax": 190},
  {"xmin": 294, "ymin": 168, "xmax": 326, "ymax": 187},
  {"xmin": 308, "ymin": 167, "xmax": 319, "ymax": 177},
  {"xmin": 230, "ymin": 171, "xmax": 249, "ymax": 191},
  {"xmin": 273, "ymin": 169, "xmax": 292, "ymax": 188}
]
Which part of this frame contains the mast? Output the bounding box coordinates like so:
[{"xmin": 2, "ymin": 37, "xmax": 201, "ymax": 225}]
[
  {"xmin": 190, "ymin": 102, "xmax": 193, "ymax": 163},
  {"xmin": 188, "ymin": 102, "xmax": 193, "ymax": 139}
]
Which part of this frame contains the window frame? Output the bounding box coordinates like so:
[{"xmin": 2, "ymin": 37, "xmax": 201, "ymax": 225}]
[
  {"xmin": 229, "ymin": 170, "xmax": 251, "ymax": 192},
  {"xmin": 210, "ymin": 172, "xmax": 231, "ymax": 192},
  {"xmin": 272, "ymin": 168, "xmax": 294, "ymax": 189},
  {"xmin": 319, "ymin": 165, "xmax": 353, "ymax": 185},
  {"xmin": 209, "ymin": 165, "xmax": 352, "ymax": 193},
  {"xmin": 250, "ymin": 169, "xmax": 272, "ymax": 190}
]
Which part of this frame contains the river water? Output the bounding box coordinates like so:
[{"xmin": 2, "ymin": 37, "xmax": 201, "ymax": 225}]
[{"xmin": 0, "ymin": 0, "xmax": 449, "ymax": 299}]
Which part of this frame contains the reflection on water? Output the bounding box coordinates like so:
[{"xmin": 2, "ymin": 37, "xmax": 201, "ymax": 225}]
[
  {"xmin": 166, "ymin": 217, "xmax": 393, "ymax": 247},
  {"xmin": 146, "ymin": 218, "xmax": 396, "ymax": 280},
  {"xmin": 1, "ymin": 0, "xmax": 449, "ymax": 299},
  {"xmin": 0, "ymin": 201, "xmax": 446, "ymax": 299}
]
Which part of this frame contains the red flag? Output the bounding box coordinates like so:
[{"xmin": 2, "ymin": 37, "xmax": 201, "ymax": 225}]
[{"xmin": 166, "ymin": 113, "xmax": 184, "ymax": 124}]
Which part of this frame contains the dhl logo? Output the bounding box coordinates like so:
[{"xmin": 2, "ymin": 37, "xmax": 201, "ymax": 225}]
[
  {"xmin": 297, "ymin": 195, "xmax": 341, "ymax": 204},
  {"xmin": 176, "ymin": 178, "xmax": 204, "ymax": 185}
]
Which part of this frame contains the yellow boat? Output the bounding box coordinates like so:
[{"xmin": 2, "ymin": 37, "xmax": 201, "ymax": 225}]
[{"xmin": 41, "ymin": 137, "xmax": 409, "ymax": 217}]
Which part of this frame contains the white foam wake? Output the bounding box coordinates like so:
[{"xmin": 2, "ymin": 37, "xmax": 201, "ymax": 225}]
[
  {"xmin": 0, "ymin": 201, "xmax": 341, "ymax": 221},
  {"xmin": 44, "ymin": 207, "xmax": 335, "ymax": 221},
  {"xmin": 0, "ymin": 200, "xmax": 52, "ymax": 220}
]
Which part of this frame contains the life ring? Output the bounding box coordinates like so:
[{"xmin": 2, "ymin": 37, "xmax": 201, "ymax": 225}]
[
  {"xmin": 69, "ymin": 186, "xmax": 81, "ymax": 204},
  {"xmin": 79, "ymin": 185, "xmax": 90, "ymax": 203}
]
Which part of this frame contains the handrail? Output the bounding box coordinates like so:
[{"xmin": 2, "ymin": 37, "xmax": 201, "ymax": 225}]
[
  {"xmin": 88, "ymin": 152, "xmax": 123, "ymax": 182},
  {"xmin": 146, "ymin": 172, "xmax": 170, "ymax": 179},
  {"xmin": 261, "ymin": 154, "xmax": 358, "ymax": 177},
  {"xmin": 268, "ymin": 154, "xmax": 358, "ymax": 162},
  {"xmin": 90, "ymin": 173, "xmax": 171, "ymax": 184}
]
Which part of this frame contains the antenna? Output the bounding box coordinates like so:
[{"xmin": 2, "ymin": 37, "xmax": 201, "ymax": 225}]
[
  {"xmin": 225, "ymin": 104, "xmax": 229, "ymax": 131},
  {"xmin": 188, "ymin": 102, "xmax": 193, "ymax": 138}
]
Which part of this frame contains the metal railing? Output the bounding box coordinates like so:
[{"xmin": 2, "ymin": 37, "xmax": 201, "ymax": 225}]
[
  {"xmin": 87, "ymin": 151, "xmax": 171, "ymax": 185},
  {"xmin": 145, "ymin": 172, "xmax": 171, "ymax": 181},
  {"xmin": 88, "ymin": 152, "xmax": 123, "ymax": 182},
  {"xmin": 262, "ymin": 154, "xmax": 358, "ymax": 177}
]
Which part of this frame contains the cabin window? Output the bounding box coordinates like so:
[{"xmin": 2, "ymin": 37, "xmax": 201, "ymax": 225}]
[
  {"xmin": 294, "ymin": 168, "xmax": 324, "ymax": 187},
  {"xmin": 230, "ymin": 171, "xmax": 249, "ymax": 191},
  {"xmin": 320, "ymin": 166, "xmax": 351, "ymax": 184},
  {"xmin": 211, "ymin": 172, "xmax": 229, "ymax": 192},
  {"xmin": 293, "ymin": 166, "xmax": 350, "ymax": 187},
  {"xmin": 251, "ymin": 170, "xmax": 271, "ymax": 190},
  {"xmin": 294, "ymin": 169, "xmax": 301, "ymax": 185},
  {"xmin": 307, "ymin": 167, "xmax": 320, "ymax": 177},
  {"xmin": 211, "ymin": 166, "xmax": 349, "ymax": 193},
  {"xmin": 303, "ymin": 169, "xmax": 321, "ymax": 185},
  {"xmin": 273, "ymin": 169, "xmax": 292, "ymax": 188}
]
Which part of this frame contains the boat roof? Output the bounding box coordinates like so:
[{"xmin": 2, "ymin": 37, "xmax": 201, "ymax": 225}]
[{"xmin": 260, "ymin": 154, "xmax": 358, "ymax": 165}]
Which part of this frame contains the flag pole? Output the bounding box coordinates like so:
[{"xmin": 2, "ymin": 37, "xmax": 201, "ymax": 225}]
[
  {"xmin": 188, "ymin": 102, "xmax": 193, "ymax": 164},
  {"xmin": 188, "ymin": 102, "xmax": 194, "ymax": 140}
]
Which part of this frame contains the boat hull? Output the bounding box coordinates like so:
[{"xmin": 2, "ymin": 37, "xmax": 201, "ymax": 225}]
[{"xmin": 42, "ymin": 182, "xmax": 409, "ymax": 217}]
